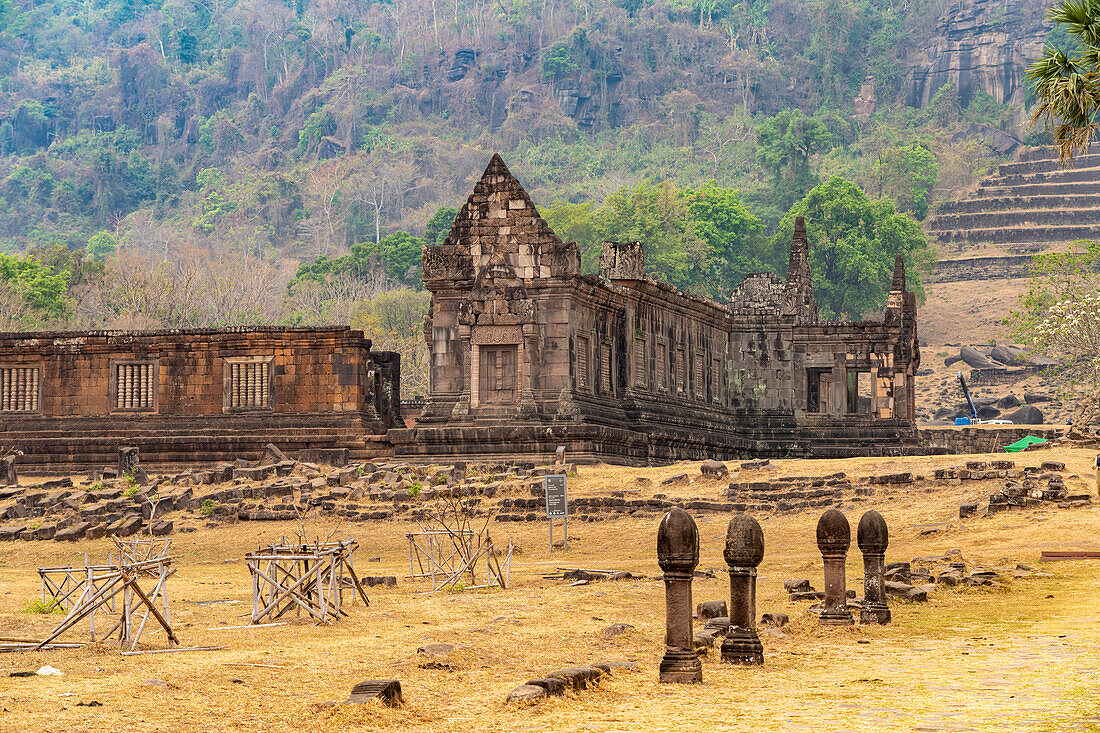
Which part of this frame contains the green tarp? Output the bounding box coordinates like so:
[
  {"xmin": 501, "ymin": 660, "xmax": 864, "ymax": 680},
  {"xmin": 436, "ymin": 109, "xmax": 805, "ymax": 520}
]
[{"xmin": 1004, "ymin": 435, "xmax": 1048, "ymax": 453}]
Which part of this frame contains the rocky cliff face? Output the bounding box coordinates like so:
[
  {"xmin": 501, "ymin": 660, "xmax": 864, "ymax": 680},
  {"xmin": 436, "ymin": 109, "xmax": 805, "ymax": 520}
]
[{"xmin": 906, "ymin": 0, "xmax": 1052, "ymax": 109}]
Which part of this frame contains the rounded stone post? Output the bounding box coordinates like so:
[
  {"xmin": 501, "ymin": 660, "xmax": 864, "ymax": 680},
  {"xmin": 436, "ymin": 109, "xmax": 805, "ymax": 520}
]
[
  {"xmin": 657, "ymin": 507, "xmax": 702, "ymax": 684},
  {"xmin": 816, "ymin": 508, "xmax": 854, "ymax": 626},
  {"xmin": 857, "ymin": 510, "xmax": 890, "ymax": 625},
  {"xmin": 721, "ymin": 512, "xmax": 764, "ymax": 665}
]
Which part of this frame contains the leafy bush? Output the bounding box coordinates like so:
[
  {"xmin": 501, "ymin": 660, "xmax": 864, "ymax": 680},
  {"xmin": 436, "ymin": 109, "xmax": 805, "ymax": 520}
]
[{"xmin": 23, "ymin": 598, "xmax": 66, "ymax": 615}]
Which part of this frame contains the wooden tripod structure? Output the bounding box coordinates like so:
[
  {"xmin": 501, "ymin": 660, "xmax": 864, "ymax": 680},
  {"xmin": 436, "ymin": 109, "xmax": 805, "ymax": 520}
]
[
  {"xmin": 39, "ymin": 538, "xmax": 173, "ymax": 612},
  {"xmin": 246, "ymin": 539, "xmax": 370, "ymax": 624},
  {"xmin": 406, "ymin": 529, "xmax": 513, "ymax": 592},
  {"xmin": 35, "ymin": 550, "xmax": 178, "ymax": 652}
]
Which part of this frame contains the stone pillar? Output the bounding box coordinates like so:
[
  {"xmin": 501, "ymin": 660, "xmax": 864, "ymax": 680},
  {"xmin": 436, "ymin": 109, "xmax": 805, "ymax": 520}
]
[
  {"xmin": 657, "ymin": 507, "xmax": 702, "ymax": 684},
  {"xmin": 118, "ymin": 446, "xmax": 139, "ymax": 478},
  {"xmin": 469, "ymin": 343, "xmax": 480, "ymax": 409},
  {"xmin": 857, "ymin": 510, "xmax": 890, "ymax": 625},
  {"xmin": 0, "ymin": 454, "xmax": 16, "ymax": 486},
  {"xmin": 816, "ymin": 508, "xmax": 854, "ymax": 626},
  {"xmin": 721, "ymin": 512, "xmax": 764, "ymax": 665}
]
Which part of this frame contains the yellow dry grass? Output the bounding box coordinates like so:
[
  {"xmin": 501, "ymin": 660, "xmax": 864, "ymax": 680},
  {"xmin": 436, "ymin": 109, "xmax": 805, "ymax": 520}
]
[{"xmin": 2, "ymin": 448, "xmax": 1100, "ymax": 732}]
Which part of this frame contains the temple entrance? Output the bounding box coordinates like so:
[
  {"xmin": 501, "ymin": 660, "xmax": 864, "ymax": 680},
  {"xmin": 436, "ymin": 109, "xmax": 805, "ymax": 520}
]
[
  {"xmin": 808, "ymin": 368, "xmax": 832, "ymax": 413},
  {"xmin": 479, "ymin": 345, "xmax": 517, "ymax": 404}
]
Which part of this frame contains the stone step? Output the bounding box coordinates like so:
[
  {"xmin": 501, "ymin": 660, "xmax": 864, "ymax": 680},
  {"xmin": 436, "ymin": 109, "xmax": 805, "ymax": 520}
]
[
  {"xmin": 933, "ymin": 223, "xmax": 1100, "ymax": 246},
  {"xmin": 927, "ymin": 255, "xmax": 1035, "ymax": 283},
  {"xmin": 980, "ymin": 164, "xmax": 1100, "ymax": 187},
  {"xmin": 994, "ymin": 153, "xmax": 1100, "ymax": 176},
  {"xmin": 937, "ymin": 193, "xmax": 1100, "ymax": 215},
  {"xmin": 977, "ymin": 181, "xmax": 1100, "ymax": 197},
  {"xmin": 926, "ymin": 207, "xmax": 1100, "ymax": 231},
  {"xmin": 1016, "ymin": 145, "xmax": 1099, "ymax": 163}
]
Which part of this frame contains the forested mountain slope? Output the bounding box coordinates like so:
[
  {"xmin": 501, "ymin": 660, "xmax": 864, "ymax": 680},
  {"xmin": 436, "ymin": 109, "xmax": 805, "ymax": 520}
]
[{"xmin": 0, "ymin": 0, "xmax": 1056, "ymax": 365}]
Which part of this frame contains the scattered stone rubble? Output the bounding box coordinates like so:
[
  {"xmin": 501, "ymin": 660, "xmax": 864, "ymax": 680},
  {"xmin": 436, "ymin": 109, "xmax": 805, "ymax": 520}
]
[
  {"xmin": 786, "ymin": 548, "xmax": 1051, "ymax": 609},
  {"xmin": 934, "ymin": 460, "xmax": 1093, "ymax": 517},
  {"xmin": 0, "ymin": 449, "xmax": 1090, "ymax": 543}
]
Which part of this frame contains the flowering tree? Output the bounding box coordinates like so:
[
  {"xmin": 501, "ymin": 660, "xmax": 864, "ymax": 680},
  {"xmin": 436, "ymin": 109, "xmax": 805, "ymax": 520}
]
[{"xmin": 1009, "ymin": 241, "xmax": 1100, "ymax": 425}]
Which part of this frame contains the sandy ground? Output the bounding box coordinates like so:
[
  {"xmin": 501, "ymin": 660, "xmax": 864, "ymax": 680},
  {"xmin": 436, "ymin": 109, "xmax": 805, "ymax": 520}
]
[
  {"xmin": 2, "ymin": 449, "xmax": 1100, "ymax": 732},
  {"xmin": 917, "ymin": 277, "xmax": 1030, "ymax": 347}
]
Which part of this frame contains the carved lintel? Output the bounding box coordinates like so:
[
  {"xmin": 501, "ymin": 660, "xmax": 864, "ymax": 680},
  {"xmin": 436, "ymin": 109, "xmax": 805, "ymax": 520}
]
[{"xmin": 472, "ymin": 326, "xmax": 523, "ymax": 345}]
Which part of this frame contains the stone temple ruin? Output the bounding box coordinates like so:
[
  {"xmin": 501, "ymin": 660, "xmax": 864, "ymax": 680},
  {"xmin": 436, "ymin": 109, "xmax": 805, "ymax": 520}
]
[
  {"xmin": 391, "ymin": 154, "xmax": 921, "ymax": 464},
  {"xmin": 0, "ymin": 154, "xmax": 1060, "ymax": 471}
]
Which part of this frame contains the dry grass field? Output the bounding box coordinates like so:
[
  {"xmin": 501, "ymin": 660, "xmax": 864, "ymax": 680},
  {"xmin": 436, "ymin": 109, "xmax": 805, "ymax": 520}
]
[{"xmin": 3, "ymin": 448, "xmax": 1100, "ymax": 732}]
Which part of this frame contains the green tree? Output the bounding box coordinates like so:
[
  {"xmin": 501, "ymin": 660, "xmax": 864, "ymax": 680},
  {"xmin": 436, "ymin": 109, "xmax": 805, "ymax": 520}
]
[
  {"xmin": 351, "ymin": 231, "xmax": 425, "ymax": 286},
  {"xmin": 1026, "ymin": 0, "xmax": 1100, "ymax": 162},
  {"xmin": 770, "ymin": 177, "xmax": 932, "ymax": 320},
  {"xmin": 872, "ymin": 144, "xmax": 939, "ymax": 220},
  {"xmin": 594, "ymin": 180, "xmax": 707, "ymax": 292},
  {"xmin": 86, "ymin": 231, "xmax": 118, "ymax": 260},
  {"xmin": 756, "ymin": 109, "xmax": 833, "ymax": 211},
  {"xmin": 541, "ymin": 41, "xmax": 579, "ymax": 81},
  {"xmin": 423, "ymin": 206, "xmax": 459, "ymax": 246},
  {"xmin": 0, "ymin": 253, "xmax": 71, "ymax": 320},
  {"xmin": 542, "ymin": 201, "xmax": 600, "ymax": 272},
  {"xmin": 684, "ymin": 183, "xmax": 766, "ymax": 296},
  {"xmin": 177, "ymin": 29, "xmax": 198, "ymax": 64}
]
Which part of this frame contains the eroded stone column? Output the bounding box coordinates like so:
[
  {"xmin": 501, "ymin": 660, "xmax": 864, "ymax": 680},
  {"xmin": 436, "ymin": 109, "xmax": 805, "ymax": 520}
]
[
  {"xmin": 0, "ymin": 454, "xmax": 16, "ymax": 486},
  {"xmin": 721, "ymin": 512, "xmax": 764, "ymax": 665},
  {"xmin": 118, "ymin": 446, "xmax": 139, "ymax": 478},
  {"xmin": 857, "ymin": 510, "xmax": 891, "ymax": 625},
  {"xmin": 657, "ymin": 507, "xmax": 702, "ymax": 684},
  {"xmin": 816, "ymin": 508, "xmax": 854, "ymax": 626}
]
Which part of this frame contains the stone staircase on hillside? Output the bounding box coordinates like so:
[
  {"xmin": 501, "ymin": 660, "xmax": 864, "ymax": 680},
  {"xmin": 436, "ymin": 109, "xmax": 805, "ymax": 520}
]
[{"xmin": 926, "ymin": 146, "xmax": 1100, "ymax": 282}]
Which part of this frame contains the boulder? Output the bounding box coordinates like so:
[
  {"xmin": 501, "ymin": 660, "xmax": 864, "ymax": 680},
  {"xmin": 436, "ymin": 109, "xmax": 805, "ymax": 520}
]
[
  {"xmin": 1024, "ymin": 393, "xmax": 1051, "ymax": 404},
  {"xmin": 960, "ymin": 346, "xmax": 995, "ymax": 370},
  {"xmin": 990, "ymin": 345, "xmax": 1025, "ymax": 365},
  {"xmin": 506, "ymin": 684, "xmax": 547, "ymax": 703},
  {"xmin": 885, "ymin": 581, "xmax": 928, "ymax": 602},
  {"xmin": 546, "ymin": 667, "xmax": 602, "ymax": 690},
  {"xmin": 700, "ymin": 461, "xmax": 728, "ymax": 479},
  {"xmin": 696, "ymin": 600, "xmax": 727, "ymax": 620},
  {"xmin": 995, "ymin": 395, "xmax": 1021, "ymax": 409},
  {"xmin": 759, "ymin": 612, "xmax": 789, "ymax": 627},
  {"xmin": 959, "ymin": 503, "xmax": 978, "ymax": 519},
  {"xmin": 602, "ymin": 623, "xmax": 635, "ymax": 637},
  {"xmin": 976, "ymin": 405, "xmax": 1001, "ymax": 420},
  {"xmin": 417, "ymin": 643, "xmax": 455, "ymax": 658},
  {"xmin": 783, "ymin": 579, "xmax": 811, "ymax": 593},
  {"xmin": 1006, "ymin": 405, "xmax": 1044, "ymax": 425},
  {"xmin": 944, "ymin": 355, "xmax": 962, "ymax": 367}
]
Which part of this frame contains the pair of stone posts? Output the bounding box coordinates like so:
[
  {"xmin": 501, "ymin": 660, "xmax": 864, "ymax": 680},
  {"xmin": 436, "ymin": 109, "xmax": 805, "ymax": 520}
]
[
  {"xmin": 816, "ymin": 508, "xmax": 890, "ymax": 626},
  {"xmin": 658, "ymin": 509, "xmax": 765, "ymax": 683}
]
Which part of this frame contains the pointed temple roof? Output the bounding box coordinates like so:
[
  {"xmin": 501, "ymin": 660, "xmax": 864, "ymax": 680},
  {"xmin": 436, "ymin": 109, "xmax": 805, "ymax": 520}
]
[{"xmin": 426, "ymin": 153, "xmax": 578, "ymax": 283}]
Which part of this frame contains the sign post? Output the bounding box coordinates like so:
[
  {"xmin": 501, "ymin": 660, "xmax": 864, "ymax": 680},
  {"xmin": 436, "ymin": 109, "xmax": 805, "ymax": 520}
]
[{"xmin": 545, "ymin": 475, "xmax": 568, "ymax": 551}]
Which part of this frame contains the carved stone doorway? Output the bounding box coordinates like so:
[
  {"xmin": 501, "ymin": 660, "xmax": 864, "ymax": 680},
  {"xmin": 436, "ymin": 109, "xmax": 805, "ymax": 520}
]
[{"xmin": 479, "ymin": 345, "xmax": 517, "ymax": 404}]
